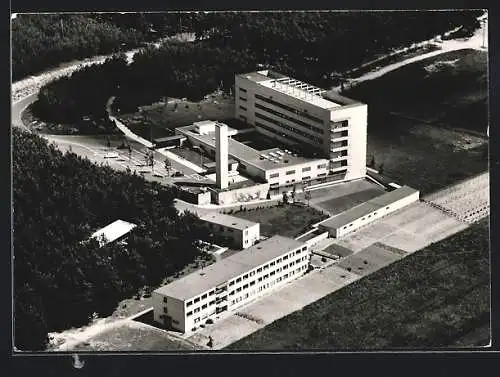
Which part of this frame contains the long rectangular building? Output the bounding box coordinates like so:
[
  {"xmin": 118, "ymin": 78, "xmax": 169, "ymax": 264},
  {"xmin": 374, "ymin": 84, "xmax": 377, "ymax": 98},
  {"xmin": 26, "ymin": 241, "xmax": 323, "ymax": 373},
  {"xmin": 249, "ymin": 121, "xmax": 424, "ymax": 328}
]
[
  {"xmin": 319, "ymin": 186, "xmax": 420, "ymax": 237},
  {"xmin": 235, "ymin": 70, "xmax": 368, "ymax": 182},
  {"xmin": 152, "ymin": 235, "xmax": 309, "ymax": 333}
]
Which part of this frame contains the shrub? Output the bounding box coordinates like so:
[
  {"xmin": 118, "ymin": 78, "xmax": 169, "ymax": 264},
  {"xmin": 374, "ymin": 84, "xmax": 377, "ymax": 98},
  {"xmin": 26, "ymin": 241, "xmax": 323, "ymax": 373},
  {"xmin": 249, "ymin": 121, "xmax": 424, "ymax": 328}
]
[
  {"xmin": 321, "ymin": 257, "xmax": 327, "ymax": 263},
  {"xmin": 206, "ymin": 318, "xmax": 213, "ymax": 324}
]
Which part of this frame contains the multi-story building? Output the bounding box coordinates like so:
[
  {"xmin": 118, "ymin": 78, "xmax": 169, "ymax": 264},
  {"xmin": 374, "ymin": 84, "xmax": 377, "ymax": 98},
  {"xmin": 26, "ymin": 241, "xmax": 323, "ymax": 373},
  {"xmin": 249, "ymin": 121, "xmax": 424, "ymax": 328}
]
[
  {"xmin": 152, "ymin": 235, "xmax": 309, "ymax": 333},
  {"xmin": 199, "ymin": 213, "xmax": 260, "ymax": 249},
  {"xmin": 235, "ymin": 70, "xmax": 368, "ymax": 182}
]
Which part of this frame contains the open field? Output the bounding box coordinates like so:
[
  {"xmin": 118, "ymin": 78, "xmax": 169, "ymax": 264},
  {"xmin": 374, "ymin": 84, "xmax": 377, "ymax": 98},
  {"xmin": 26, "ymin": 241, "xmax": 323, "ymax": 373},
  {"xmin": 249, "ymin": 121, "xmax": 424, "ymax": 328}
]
[
  {"xmin": 118, "ymin": 92, "xmax": 235, "ymax": 138},
  {"xmin": 231, "ymin": 203, "xmax": 329, "ymax": 238},
  {"xmin": 345, "ymin": 49, "xmax": 488, "ymax": 195},
  {"xmin": 72, "ymin": 320, "xmax": 194, "ymax": 351},
  {"xmin": 228, "ymin": 218, "xmax": 490, "ymax": 350}
]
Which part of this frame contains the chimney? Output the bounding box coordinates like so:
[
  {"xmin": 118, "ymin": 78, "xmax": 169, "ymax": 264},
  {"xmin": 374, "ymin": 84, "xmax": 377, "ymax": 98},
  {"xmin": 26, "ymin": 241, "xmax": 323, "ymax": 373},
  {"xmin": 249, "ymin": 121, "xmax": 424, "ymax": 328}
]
[{"xmin": 215, "ymin": 123, "xmax": 229, "ymax": 189}]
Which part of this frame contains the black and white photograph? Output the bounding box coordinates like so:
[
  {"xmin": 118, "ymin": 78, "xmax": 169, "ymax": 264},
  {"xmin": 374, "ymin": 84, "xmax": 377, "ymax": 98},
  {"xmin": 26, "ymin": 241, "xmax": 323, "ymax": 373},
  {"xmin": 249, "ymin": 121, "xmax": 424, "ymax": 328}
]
[{"xmin": 11, "ymin": 9, "xmax": 490, "ymax": 353}]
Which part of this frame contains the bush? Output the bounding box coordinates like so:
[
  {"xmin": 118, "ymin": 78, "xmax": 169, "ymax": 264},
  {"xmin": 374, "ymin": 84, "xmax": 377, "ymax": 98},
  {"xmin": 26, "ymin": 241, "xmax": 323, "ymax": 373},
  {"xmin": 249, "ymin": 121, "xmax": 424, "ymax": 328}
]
[
  {"xmin": 321, "ymin": 257, "xmax": 327, "ymax": 263},
  {"xmin": 206, "ymin": 318, "xmax": 213, "ymax": 324}
]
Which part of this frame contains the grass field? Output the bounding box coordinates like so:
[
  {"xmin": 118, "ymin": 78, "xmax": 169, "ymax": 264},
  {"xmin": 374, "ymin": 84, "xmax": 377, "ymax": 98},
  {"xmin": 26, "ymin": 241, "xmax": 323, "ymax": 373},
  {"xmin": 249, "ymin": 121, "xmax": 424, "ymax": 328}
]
[
  {"xmin": 345, "ymin": 49, "xmax": 488, "ymax": 195},
  {"xmin": 119, "ymin": 92, "xmax": 235, "ymax": 139},
  {"xmin": 231, "ymin": 203, "xmax": 329, "ymax": 238},
  {"xmin": 228, "ymin": 218, "xmax": 490, "ymax": 350}
]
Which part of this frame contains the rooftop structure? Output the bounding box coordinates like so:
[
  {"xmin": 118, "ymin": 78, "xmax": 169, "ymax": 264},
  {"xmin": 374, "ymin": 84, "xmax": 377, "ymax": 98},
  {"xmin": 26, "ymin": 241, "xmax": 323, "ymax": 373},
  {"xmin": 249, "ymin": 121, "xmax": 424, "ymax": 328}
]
[
  {"xmin": 154, "ymin": 235, "xmax": 305, "ymax": 300},
  {"xmin": 90, "ymin": 220, "xmax": 137, "ymax": 247},
  {"xmin": 199, "ymin": 213, "xmax": 258, "ymax": 231}
]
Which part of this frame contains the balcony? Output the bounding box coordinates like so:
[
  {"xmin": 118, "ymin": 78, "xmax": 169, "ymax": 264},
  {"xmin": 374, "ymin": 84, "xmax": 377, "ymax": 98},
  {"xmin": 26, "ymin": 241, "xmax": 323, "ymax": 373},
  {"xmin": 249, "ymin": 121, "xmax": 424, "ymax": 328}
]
[
  {"xmin": 215, "ymin": 286, "xmax": 227, "ymax": 295},
  {"xmin": 215, "ymin": 296, "xmax": 228, "ymax": 305},
  {"xmin": 330, "ymin": 155, "xmax": 348, "ymax": 163}
]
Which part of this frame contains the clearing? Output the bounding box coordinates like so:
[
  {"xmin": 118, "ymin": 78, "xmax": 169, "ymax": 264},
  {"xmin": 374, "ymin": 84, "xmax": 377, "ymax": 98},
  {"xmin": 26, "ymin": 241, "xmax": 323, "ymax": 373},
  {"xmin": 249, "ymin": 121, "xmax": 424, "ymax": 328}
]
[
  {"xmin": 230, "ymin": 203, "xmax": 329, "ymax": 238},
  {"xmin": 228, "ymin": 218, "xmax": 490, "ymax": 350},
  {"xmin": 345, "ymin": 49, "xmax": 488, "ymax": 195}
]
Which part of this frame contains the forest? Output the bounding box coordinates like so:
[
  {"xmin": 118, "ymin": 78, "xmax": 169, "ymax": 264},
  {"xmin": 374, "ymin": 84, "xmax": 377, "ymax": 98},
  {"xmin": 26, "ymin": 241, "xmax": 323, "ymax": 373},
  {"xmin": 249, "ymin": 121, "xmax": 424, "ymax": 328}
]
[
  {"xmin": 30, "ymin": 11, "xmax": 482, "ymax": 126},
  {"xmin": 13, "ymin": 129, "xmax": 212, "ymax": 351},
  {"xmin": 11, "ymin": 13, "xmax": 201, "ymax": 81}
]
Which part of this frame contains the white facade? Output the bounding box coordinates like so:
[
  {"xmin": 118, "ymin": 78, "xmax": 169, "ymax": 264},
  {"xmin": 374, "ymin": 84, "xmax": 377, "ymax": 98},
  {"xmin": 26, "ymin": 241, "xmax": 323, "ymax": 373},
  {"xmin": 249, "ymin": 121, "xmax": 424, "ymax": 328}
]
[
  {"xmin": 319, "ymin": 186, "xmax": 420, "ymax": 238},
  {"xmin": 215, "ymin": 123, "xmax": 229, "ymax": 189},
  {"xmin": 153, "ymin": 235, "xmax": 310, "ymax": 333},
  {"xmin": 199, "ymin": 213, "xmax": 260, "ymax": 249},
  {"xmin": 235, "ymin": 70, "xmax": 368, "ymax": 182}
]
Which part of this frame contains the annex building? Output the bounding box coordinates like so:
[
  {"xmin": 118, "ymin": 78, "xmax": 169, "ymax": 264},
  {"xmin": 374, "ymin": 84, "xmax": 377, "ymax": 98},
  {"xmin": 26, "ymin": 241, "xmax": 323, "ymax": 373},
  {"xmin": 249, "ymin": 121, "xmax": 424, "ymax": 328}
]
[
  {"xmin": 199, "ymin": 213, "xmax": 260, "ymax": 250},
  {"xmin": 152, "ymin": 235, "xmax": 309, "ymax": 333},
  {"xmin": 235, "ymin": 70, "xmax": 368, "ymax": 182}
]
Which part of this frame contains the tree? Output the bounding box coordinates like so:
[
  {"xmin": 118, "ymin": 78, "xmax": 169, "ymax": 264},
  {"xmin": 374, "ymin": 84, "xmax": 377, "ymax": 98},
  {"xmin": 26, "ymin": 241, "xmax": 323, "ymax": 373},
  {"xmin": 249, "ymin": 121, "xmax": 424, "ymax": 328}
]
[
  {"xmin": 291, "ymin": 185, "xmax": 296, "ymax": 202},
  {"xmin": 164, "ymin": 158, "xmax": 172, "ymax": 175},
  {"xmin": 305, "ymin": 190, "xmax": 311, "ymax": 206},
  {"xmin": 15, "ymin": 284, "xmax": 49, "ymax": 351},
  {"xmin": 369, "ymin": 155, "xmax": 376, "ymax": 168},
  {"xmin": 282, "ymin": 191, "xmax": 289, "ymax": 205},
  {"xmin": 378, "ymin": 163, "xmax": 385, "ymax": 175}
]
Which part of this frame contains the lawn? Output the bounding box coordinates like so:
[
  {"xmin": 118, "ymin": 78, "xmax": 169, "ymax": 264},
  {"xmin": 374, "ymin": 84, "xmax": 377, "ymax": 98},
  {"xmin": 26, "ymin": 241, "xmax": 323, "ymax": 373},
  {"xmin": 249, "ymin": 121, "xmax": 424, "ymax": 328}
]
[
  {"xmin": 227, "ymin": 218, "xmax": 490, "ymax": 350},
  {"xmin": 230, "ymin": 203, "xmax": 330, "ymax": 238},
  {"xmin": 345, "ymin": 49, "xmax": 489, "ymax": 195},
  {"xmin": 119, "ymin": 92, "xmax": 235, "ymax": 138}
]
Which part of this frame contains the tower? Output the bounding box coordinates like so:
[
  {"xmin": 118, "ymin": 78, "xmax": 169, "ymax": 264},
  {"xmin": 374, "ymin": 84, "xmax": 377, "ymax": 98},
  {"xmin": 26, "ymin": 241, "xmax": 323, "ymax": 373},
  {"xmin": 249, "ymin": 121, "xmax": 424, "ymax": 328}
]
[{"xmin": 215, "ymin": 123, "xmax": 229, "ymax": 189}]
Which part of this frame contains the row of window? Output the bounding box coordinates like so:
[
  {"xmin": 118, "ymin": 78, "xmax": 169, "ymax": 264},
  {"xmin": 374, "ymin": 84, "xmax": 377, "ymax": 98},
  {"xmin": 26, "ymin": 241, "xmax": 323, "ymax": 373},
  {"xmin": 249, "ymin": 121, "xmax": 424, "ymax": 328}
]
[
  {"xmin": 255, "ymin": 121, "xmax": 313, "ymax": 147},
  {"xmin": 231, "ymin": 265, "xmax": 308, "ymax": 306},
  {"xmin": 227, "ymin": 247, "xmax": 306, "ymax": 287},
  {"xmin": 255, "ymin": 102, "xmax": 324, "ymax": 134},
  {"xmin": 255, "ymin": 112, "xmax": 323, "ymax": 144},
  {"xmin": 254, "ymin": 94, "xmax": 323, "ymax": 124},
  {"xmin": 341, "ymin": 207, "xmax": 390, "ymax": 230},
  {"xmin": 228, "ymin": 256, "xmax": 308, "ymax": 296}
]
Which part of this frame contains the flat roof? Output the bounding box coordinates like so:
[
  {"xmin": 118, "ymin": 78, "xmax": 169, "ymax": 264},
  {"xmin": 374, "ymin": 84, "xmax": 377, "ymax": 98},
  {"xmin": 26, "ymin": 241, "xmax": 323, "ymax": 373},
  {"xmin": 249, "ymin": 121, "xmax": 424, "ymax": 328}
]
[
  {"xmin": 319, "ymin": 186, "xmax": 420, "ymax": 230},
  {"xmin": 177, "ymin": 125, "xmax": 327, "ymax": 172},
  {"xmin": 153, "ymin": 135, "xmax": 186, "ymax": 143},
  {"xmin": 199, "ymin": 213, "xmax": 258, "ymax": 231},
  {"xmin": 203, "ymin": 159, "xmax": 238, "ymax": 168},
  {"xmin": 154, "ymin": 235, "xmax": 306, "ymax": 300},
  {"xmin": 238, "ymin": 70, "xmax": 355, "ymax": 110},
  {"xmin": 91, "ymin": 220, "xmax": 137, "ymax": 247}
]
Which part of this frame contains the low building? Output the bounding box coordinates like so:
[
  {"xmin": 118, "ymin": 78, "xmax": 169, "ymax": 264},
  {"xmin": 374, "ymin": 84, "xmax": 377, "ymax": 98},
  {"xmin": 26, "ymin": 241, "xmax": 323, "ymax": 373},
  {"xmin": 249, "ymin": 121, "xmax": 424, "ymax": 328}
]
[
  {"xmin": 90, "ymin": 219, "xmax": 137, "ymax": 247},
  {"xmin": 152, "ymin": 235, "xmax": 309, "ymax": 333},
  {"xmin": 176, "ymin": 122, "xmax": 330, "ymax": 191},
  {"xmin": 318, "ymin": 186, "xmax": 420, "ymax": 238},
  {"xmin": 199, "ymin": 213, "xmax": 260, "ymax": 249}
]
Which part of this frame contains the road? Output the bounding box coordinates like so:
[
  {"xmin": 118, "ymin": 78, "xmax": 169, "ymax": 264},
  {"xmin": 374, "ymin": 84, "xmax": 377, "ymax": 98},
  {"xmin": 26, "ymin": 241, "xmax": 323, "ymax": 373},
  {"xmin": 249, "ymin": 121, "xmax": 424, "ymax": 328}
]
[{"xmin": 333, "ymin": 14, "xmax": 487, "ymax": 91}]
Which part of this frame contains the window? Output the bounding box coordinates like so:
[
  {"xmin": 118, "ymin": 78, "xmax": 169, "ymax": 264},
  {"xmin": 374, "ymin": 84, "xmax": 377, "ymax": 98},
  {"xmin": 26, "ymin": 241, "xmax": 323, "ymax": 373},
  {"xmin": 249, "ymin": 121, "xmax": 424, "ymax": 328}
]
[
  {"xmin": 302, "ymin": 166, "xmax": 312, "ymax": 172},
  {"xmin": 270, "ymin": 261, "xmax": 275, "ymax": 266},
  {"xmin": 257, "ymin": 267, "xmax": 262, "ymax": 273},
  {"xmin": 296, "ymin": 250, "xmax": 301, "ymax": 255},
  {"xmin": 284, "ymin": 273, "xmax": 289, "ymax": 278},
  {"xmin": 229, "ymin": 281, "xmax": 235, "ymax": 286},
  {"xmin": 194, "ymin": 308, "xmax": 200, "ymax": 313},
  {"xmin": 194, "ymin": 297, "xmax": 200, "ymax": 303},
  {"xmin": 202, "ymin": 304, "xmax": 207, "ymax": 309},
  {"xmin": 263, "ymin": 265, "xmax": 269, "ymax": 270},
  {"xmin": 374, "ymin": 212, "xmax": 377, "ymax": 216},
  {"xmin": 286, "ymin": 170, "xmax": 296, "ymax": 175},
  {"xmin": 243, "ymin": 284, "xmax": 248, "ymax": 289},
  {"xmin": 250, "ymin": 281, "xmax": 255, "ymax": 286},
  {"xmin": 186, "ymin": 301, "xmax": 192, "ymax": 307},
  {"xmin": 239, "ymin": 115, "xmax": 247, "ymax": 121},
  {"xmin": 317, "ymin": 164, "xmax": 327, "ymax": 169},
  {"xmin": 243, "ymin": 274, "xmax": 248, "ymax": 279},
  {"xmin": 386, "ymin": 206, "xmax": 390, "ymax": 210},
  {"xmin": 250, "ymin": 271, "xmax": 255, "ymax": 276},
  {"xmin": 209, "ymin": 290, "xmax": 215, "ymax": 296},
  {"xmin": 318, "ymin": 173, "xmax": 327, "ymax": 177},
  {"xmin": 277, "ymin": 258, "xmax": 282, "ymax": 263},
  {"xmin": 187, "ymin": 311, "xmax": 193, "ymax": 317},
  {"xmin": 302, "ymin": 246, "xmax": 307, "ymax": 251},
  {"xmin": 349, "ymin": 224, "xmax": 353, "ymax": 227},
  {"xmin": 283, "ymin": 255, "xmax": 288, "ymax": 260},
  {"xmin": 172, "ymin": 319, "xmax": 179, "ymax": 325},
  {"xmin": 236, "ymin": 277, "xmax": 242, "ymax": 283},
  {"xmin": 283, "ymin": 264, "xmax": 288, "ymax": 270},
  {"xmin": 209, "ymin": 300, "xmax": 215, "ymax": 305},
  {"xmin": 237, "ymin": 287, "xmax": 242, "ymax": 292},
  {"xmin": 239, "ymin": 105, "xmax": 247, "ymax": 111},
  {"xmin": 194, "ymin": 318, "xmax": 200, "ymax": 323},
  {"xmin": 270, "ymin": 172, "xmax": 279, "ymax": 179},
  {"xmin": 258, "ymin": 277, "xmax": 263, "ymax": 282},
  {"xmin": 270, "ymin": 271, "xmax": 275, "ymax": 276},
  {"xmin": 239, "ymin": 96, "xmax": 247, "ymax": 102},
  {"xmin": 163, "ymin": 297, "xmax": 168, "ymax": 303},
  {"xmin": 264, "ymin": 274, "xmax": 269, "ymax": 279},
  {"xmin": 202, "ymin": 293, "xmax": 207, "ymax": 299},
  {"xmin": 240, "ymin": 87, "xmax": 247, "ymax": 93}
]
